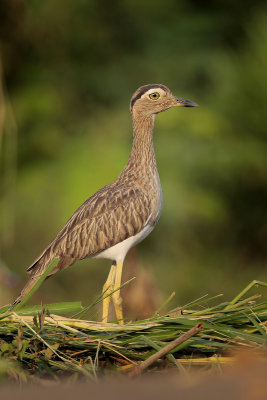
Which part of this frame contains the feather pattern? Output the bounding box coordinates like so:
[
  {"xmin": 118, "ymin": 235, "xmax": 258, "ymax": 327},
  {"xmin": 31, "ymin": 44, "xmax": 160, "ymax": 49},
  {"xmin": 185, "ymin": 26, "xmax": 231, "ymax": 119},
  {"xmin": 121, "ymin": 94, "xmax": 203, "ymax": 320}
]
[{"xmin": 13, "ymin": 84, "xmax": 177, "ymax": 305}]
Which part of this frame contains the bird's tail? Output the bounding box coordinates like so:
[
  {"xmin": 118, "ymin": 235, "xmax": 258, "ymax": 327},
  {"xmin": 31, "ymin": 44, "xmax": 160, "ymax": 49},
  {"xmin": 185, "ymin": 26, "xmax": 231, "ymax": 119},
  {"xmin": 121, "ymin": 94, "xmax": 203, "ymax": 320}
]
[{"xmin": 13, "ymin": 253, "xmax": 74, "ymax": 306}]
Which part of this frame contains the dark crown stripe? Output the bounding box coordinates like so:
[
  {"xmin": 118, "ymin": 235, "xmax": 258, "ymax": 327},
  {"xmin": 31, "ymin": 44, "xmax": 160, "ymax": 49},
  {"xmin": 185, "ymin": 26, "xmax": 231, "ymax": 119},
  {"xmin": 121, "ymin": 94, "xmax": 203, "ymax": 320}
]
[{"xmin": 130, "ymin": 84, "xmax": 168, "ymax": 111}]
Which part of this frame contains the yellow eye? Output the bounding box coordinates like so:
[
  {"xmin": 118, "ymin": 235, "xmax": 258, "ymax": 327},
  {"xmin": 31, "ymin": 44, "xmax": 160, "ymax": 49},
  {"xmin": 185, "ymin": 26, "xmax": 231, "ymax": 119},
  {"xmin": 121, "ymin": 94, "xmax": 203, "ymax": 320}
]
[{"xmin": 149, "ymin": 92, "xmax": 160, "ymax": 100}]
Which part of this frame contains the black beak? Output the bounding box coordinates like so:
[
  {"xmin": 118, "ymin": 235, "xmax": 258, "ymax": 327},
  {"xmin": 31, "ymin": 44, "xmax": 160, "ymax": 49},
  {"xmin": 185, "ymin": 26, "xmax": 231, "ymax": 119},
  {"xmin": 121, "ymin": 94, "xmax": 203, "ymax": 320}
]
[{"xmin": 175, "ymin": 97, "xmax": 198, "ymax": 107}]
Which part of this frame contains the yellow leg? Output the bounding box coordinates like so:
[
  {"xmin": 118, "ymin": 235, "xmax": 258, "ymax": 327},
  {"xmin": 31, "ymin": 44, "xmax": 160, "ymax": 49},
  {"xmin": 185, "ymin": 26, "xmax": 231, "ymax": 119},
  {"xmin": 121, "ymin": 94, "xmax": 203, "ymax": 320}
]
[
  {"xmin": 111, "ymin": 260, "xmax": 124, "ymax": 324},
  {"xmin": 102, "ymin": 264, "xmax": 116, "ymax": 323}
]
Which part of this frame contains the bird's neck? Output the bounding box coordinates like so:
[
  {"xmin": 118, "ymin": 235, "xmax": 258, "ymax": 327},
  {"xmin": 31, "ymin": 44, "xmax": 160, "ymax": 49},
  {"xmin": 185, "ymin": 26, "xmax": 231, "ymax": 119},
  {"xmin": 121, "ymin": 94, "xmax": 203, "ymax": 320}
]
[{"xmin": 128, "ymin": 111, "xmax": 156, "ymax": 168}]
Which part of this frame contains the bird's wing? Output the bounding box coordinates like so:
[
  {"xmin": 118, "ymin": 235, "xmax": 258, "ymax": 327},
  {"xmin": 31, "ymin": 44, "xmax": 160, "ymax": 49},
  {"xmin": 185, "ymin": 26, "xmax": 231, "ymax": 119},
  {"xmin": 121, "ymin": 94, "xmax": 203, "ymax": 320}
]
[{"xmin": 27, "ymin": 183, "xmax": 152, "ymax": 273}]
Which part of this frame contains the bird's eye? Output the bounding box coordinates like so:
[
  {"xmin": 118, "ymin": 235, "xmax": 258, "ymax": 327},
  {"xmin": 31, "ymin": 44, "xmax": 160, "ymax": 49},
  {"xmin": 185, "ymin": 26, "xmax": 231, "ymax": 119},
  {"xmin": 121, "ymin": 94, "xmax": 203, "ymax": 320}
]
[{"xmin": 149, "ymin": 92, "xmax": 160, "ymax": 100}]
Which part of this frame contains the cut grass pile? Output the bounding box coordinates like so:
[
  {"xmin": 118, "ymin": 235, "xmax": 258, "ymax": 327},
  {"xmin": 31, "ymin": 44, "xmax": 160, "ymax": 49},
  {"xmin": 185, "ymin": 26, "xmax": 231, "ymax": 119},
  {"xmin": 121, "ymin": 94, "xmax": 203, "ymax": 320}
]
[{"xmin": 1, "ymin": 280, "xmax": 267, "ymax": 383}]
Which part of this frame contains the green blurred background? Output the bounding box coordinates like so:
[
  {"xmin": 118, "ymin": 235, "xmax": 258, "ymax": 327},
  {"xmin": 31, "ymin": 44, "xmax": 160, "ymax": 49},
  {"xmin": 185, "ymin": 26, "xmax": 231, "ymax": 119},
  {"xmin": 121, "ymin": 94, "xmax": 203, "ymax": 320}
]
[{"xmin": 0, "ymin": 0, "xmax": 267, "ymax": 316}]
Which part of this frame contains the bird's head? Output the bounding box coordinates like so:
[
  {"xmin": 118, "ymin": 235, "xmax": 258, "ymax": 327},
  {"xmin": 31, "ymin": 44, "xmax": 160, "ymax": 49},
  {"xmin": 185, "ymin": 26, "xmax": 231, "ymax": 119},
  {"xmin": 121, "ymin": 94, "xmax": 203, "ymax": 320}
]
[{"xmin": 130, "ymin": 84, "xmax": 198, "ymax": 115}]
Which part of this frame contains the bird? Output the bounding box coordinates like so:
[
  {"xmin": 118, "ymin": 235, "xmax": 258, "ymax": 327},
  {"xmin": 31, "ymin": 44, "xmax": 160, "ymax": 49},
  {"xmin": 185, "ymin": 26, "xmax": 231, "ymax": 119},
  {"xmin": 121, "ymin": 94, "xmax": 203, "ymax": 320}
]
[{"xmin": 13, "ymin": 84, "xmax": 197, "ymax": 323}]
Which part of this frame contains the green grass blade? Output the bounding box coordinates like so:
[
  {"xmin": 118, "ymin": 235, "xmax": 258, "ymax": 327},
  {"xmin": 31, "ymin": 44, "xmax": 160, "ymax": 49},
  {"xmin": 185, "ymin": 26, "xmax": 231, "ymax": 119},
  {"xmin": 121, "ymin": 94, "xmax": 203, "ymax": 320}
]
[
  {"xmin": 245, "ymin": 313, "xmax": 267, "ymax": 337},
  {"xmin": 225, "ymin": 280, "xmax": 267, "ymax": 310},
  {"xmin": 73, "ymin": 277, "xmax": 136, "ymax": 319},
  {"xmin": 152, "ymin": 291, "xmax": 176, "ymax": 317},
  {"xmin": 11, "ymin": 302, "xmax": 83, "ymax": 316},
  {"xmin": 12, "ymin": 258, "xmax": 60, "ymax": 311}
]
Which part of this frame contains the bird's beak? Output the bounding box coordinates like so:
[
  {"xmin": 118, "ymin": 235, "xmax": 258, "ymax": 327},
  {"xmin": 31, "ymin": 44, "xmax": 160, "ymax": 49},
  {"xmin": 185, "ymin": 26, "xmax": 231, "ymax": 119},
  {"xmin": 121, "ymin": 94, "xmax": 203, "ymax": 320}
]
[{"xmin": 174, "ymin": 97, "xmax": 198, "ymax": 107}]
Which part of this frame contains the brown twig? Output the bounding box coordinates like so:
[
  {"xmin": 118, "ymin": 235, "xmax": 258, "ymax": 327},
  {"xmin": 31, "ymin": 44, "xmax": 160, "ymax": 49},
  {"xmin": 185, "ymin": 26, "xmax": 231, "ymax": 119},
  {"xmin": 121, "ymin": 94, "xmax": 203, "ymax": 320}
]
[{"xmin": 129, "ymin": 322, "xmax": 203, "ymax": 377}]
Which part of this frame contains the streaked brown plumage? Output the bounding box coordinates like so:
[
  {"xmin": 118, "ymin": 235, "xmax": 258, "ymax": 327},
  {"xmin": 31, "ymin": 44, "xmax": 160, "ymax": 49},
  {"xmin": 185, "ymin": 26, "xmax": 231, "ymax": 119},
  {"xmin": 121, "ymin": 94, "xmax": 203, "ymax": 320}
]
[{"xmin": 14, "ymin": 84, "xmax": 197, "ymax": 323}]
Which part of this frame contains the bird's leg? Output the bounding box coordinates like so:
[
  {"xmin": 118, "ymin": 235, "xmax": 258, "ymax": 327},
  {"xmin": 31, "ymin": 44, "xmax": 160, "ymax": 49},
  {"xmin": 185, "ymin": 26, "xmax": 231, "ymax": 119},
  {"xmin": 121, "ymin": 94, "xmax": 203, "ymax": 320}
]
[
  {"xmin": 102, "ymin": 263, "xmax": 116, "ymax": 323},
  {"xmin": 111, "ymin": 260, "xmax": 124, "ymax": 324}
]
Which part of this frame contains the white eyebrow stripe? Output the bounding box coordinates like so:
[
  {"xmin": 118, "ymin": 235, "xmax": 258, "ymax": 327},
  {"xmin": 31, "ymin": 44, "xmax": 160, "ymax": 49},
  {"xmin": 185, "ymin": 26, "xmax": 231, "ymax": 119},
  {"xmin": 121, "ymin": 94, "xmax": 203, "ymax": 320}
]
[{"xmin": 141, "ymin": 88, "xmax": 166, "ymax": 98}]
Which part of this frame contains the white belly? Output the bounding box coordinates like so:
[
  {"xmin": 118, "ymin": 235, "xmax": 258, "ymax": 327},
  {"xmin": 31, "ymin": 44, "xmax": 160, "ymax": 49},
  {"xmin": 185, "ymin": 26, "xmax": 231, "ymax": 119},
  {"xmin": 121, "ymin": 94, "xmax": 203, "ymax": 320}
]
[{"xmin": 94, "ymin": 224, "xmax": 154, "ymax": 263}]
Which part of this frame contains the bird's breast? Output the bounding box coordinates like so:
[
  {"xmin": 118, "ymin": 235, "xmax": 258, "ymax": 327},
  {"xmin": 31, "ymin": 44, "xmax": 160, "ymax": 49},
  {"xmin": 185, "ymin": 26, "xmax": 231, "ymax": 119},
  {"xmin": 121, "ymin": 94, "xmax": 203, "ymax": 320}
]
[{"xmin": 145, "ymin": 169, "xmax": 163, "ymax": 227}]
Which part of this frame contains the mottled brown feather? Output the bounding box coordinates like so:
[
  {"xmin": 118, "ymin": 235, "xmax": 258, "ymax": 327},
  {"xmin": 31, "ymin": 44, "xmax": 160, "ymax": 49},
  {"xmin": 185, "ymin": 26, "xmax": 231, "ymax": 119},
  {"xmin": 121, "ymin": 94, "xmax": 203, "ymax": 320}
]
[{"xmin": 27, "ymin": 184, "xmax": 152, "ymax": 273}]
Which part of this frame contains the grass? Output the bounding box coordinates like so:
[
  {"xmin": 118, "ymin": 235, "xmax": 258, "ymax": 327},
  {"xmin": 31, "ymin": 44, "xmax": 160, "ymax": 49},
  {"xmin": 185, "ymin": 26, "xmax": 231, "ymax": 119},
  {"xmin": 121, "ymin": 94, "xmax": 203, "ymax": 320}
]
[{"xmin": 1, "ymin": 280, "xmax": 267, "ymax": 383}]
